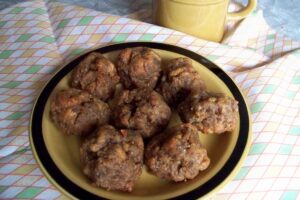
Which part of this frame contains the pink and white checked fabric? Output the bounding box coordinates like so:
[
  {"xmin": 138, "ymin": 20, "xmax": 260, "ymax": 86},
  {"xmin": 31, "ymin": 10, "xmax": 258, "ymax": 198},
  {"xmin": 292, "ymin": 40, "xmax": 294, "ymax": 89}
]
[{"xmin": 0, "ymin": 1, "xmax": 300, "ymax": 199}]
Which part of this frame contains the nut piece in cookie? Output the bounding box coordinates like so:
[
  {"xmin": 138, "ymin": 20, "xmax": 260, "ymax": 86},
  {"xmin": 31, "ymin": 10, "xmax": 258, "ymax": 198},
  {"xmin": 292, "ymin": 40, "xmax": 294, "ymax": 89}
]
[
  {"xmin": 71, "ymin": 52, "xmax": 119, "ymax": 101},
  {"xmin": 80, "ymin": 125, "xmax": 144, "ymax": 192},
  {"xmin": 117, "ymin": 47, "xmax": 161, "ymax": 89},
  {"xmin": 145, "ymin": 124, "xmax": 210, "ymax": 182},
  {"xmin": 113, "ymin": 88, "xmax": 171, "ymax": 138},
  {"xmin": 50, "ymin": 88, "xmax": 110, "ymax": 136}
]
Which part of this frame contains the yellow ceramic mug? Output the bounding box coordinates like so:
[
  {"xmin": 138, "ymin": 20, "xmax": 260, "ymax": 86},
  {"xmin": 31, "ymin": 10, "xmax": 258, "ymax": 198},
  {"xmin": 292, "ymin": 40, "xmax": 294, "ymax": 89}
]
[{"xmin": 153, "ymin": 0, "xmax": 257, "ymax": 42}]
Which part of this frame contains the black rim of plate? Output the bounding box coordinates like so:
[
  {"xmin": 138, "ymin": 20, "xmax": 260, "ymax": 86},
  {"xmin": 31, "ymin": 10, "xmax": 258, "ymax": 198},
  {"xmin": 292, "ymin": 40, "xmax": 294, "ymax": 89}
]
[{"xmin": 31, "ymin": 42, "xmax": 249, "ymax": 200}]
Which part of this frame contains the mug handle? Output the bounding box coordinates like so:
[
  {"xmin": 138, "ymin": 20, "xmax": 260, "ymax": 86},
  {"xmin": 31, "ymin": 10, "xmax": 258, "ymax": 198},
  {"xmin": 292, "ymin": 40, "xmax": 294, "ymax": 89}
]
[{"xmin": 227, "ymin": 0, "xmax": 257, "ymax": 20}]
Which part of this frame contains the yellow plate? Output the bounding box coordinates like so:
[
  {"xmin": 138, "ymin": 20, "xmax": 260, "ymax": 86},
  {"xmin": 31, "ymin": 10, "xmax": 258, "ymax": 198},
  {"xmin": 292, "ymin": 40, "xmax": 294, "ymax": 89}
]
[{"xmin": 30, "ymin": 42, "xmax": 251, "ymax": 200}]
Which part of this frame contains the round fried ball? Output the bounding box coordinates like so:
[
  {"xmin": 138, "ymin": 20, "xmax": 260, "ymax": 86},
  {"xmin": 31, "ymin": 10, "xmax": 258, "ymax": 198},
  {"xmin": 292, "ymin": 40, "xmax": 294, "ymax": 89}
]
[
  {"xmin": 116, "ymin": 47, "xmax": 161, "ymax": 89},
  {"xmin": 50, "ymin": 88, "xmax": 110, "ymax": 136},
  {"xmin": 113, "ymin": 88, "xmax": 171, "ymax": 138},
  {"xmin": 157, "ymin": 57, "xmax": 205, "ymax": 106},
  {"xmin": 177, "ymin": 93, "xmax": 239, "ymax": 134},
  {"xmin": 80, "ymin": 125, "xmax": 144, "ymax": 192},
  {"xmin": 71, "ymin": 52, "xmax": 119, "ymax": 101},
  {"xmin": 145, "ymin": 124, "xmax": 210, "ymax": 182}
]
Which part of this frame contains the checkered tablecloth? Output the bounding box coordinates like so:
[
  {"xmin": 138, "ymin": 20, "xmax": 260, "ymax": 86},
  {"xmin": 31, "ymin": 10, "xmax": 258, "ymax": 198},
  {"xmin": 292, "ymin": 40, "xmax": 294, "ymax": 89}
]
[{"xmin": 1, "ymin": 1, "xmax": 300, "ymax": 199}]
